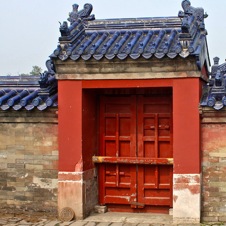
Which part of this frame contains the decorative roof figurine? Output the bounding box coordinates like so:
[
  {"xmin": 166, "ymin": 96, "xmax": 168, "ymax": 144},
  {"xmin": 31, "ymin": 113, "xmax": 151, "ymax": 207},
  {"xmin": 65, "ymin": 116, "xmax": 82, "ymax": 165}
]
[
  {"xmin": 59, "ymin": 3, "xmax": 95, "ymax": 38},
  {"xmin": 178, "ymin": 0, "xmax": 208, "ymax": 33},
  {"xmin": 200, "ymin": 57, "xmax": 226, "ymax": 110},
  {"xmin": 38, "ymin": 59, "xmax": 57, "ymax": 99},
  {"xmin": 68, "ymin": 3, "xmax": 95, "ymax": 24},
  {"xmin": 59, "ymin": 21, "xmax": 70, "ymax": 37},
  {"xmin": 177, "ymin": 0, "xmax": 208, "ymax": 61},
  {"xmin": 68, "ymin": 4, "xmax": 79, "ymax": 24},
  {"xmin": 39, "ymin": 59, "xmax": 56, "ymax": 89}
]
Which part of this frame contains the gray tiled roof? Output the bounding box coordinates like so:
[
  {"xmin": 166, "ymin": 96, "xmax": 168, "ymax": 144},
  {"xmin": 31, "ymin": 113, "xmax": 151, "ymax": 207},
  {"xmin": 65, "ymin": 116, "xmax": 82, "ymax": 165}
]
[
  {"xmin": 52, "ymin": 17, "xmax": 183, "ymax": 61},
  {"xmin": 0, "ymin": 60, "xmax": 57, "ymax": 111},
  {"xmin": 200, "ymin": 57, "xmax": 226, "ymax": 110},
  {"xmin": 0, "ymin": 1, "xmax": 210, "ymax": 112},
  {"xmin": 51, "ymin": 1, "xmax": 210, "ymax": 70}
]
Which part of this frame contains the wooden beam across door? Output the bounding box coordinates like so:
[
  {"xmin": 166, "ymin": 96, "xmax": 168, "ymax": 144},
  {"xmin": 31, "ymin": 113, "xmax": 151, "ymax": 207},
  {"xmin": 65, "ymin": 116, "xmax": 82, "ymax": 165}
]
[{"xmin": 92, "ymin": 156, "xmax": 173, "ymax": 165}]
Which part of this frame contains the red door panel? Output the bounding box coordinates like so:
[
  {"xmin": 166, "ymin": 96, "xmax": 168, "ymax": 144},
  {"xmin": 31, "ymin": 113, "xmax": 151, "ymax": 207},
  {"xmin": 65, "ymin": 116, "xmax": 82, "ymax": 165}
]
[
  {"xmin": 137, "ymin": 96, "xmax": 173, "ymax": 207},
  {"xmin": 98, "ymin": 94, "xmax": 173, "ymax": 211},
  {"xmin": 99, "ymin": 96, "xmax": 136, "ymax": 205}
]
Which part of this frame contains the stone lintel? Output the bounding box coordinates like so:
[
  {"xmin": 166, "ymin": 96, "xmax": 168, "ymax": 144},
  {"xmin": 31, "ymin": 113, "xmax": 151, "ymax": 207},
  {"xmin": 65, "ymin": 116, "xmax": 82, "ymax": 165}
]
[
  {"xmin": 53, "ymin": 57, "xmax": 203, "ymax": 78},
  {"xmin": 56, "ymin": 71, "xmax": 203, "ymax": 80}
]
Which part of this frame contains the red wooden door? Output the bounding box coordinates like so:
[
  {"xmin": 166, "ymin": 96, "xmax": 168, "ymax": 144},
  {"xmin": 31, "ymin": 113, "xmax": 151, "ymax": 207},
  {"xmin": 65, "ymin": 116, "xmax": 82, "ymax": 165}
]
[
  {"xmin": 137, "ymin": 96, "xmax": 173, "ymax": 208},
  {"xmin": 95, "ymin": 95, "xmax": 173, "ymax": 211}
]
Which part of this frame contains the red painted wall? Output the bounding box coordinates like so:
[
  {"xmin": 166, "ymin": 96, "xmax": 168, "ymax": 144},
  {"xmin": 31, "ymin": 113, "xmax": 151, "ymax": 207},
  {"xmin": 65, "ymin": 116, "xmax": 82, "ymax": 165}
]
[
  {"xmin": 58, "ymin": 81, "xmax": 83, "ymax": 172},
  {"xmin": 173, "ymin": 78, "xmax": 201, "ymax": 174},
  {"xmin": 82, "ymin": 90, "xmax": 98, "ymax": 171},
  {"xmin": 82, "ymin": 79, "xmax": 173, "ymax": 89},
  {"xmin": 58, "ymin": 78, "xmax": 202, "ymax": 174}
]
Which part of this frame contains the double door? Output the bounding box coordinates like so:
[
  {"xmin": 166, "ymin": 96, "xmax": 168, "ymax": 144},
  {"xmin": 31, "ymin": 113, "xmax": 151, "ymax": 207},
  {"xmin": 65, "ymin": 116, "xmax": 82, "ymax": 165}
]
[{"xmin": 95, "ymin": 95, "xmax": 173, "ymax": 211}]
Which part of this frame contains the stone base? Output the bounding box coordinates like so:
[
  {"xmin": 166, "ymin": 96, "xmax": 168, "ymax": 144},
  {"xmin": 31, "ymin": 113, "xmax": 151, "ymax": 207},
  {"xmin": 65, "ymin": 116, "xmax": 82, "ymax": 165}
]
[
  {"xmin": 58, "ymin": 168, "xmax": 98, "ymax": 220},
  {"xmin": 94, "ymin": 205, "xmax": 108, "ymax": 214},
  {"xmin": 173, "ymin": 174, "xmax": 201, "ymax": 224}
]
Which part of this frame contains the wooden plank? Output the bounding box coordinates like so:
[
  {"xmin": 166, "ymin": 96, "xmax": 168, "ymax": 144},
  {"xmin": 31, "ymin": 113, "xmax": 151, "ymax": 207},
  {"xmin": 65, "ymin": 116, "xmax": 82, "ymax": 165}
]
[{"xmin": 93, "ymin": 156, "xmax": 173, "ymax": 165}]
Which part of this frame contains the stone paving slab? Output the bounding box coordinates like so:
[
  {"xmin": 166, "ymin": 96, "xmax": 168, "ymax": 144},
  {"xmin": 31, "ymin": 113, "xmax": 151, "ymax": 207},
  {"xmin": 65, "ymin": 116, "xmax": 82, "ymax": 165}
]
[
  {"xmin": 69, "ymin": 221, "xmax": 88, "ymax": 226},
  {"xmin": 123, "ymin": 223, "xmax": 138, "ymax": 226},
  {"xmin": 110, "ymin": 223, "xmax": 124, "ymax": 226},
  {"xmin": 0, "ymin": 213, "xmax": 224, "ymax": 226},
  {"xmin": 44, "ymin": 220, "xmax": 61, "ymax": 226},
  {"xmin": 96, "ymin": 222, "xmax": 112, "ymax": 226},
  {"xmin": 85, "ymin": 222, "xmax": 97, "ymax": 226}
]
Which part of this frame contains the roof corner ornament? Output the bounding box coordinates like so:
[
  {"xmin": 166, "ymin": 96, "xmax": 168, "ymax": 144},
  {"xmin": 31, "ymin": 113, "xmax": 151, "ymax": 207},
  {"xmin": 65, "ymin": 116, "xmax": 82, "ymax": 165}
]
[
  {"xmin": 68, "ymin": 3, "xmax": 95, "ymax": 25},
  {"xmin": 59, "ymin": 3, "xmax": 95, "ymax": 38},
  {"xmin": 200, "ymin": 57, "xmax": 226, "ymax": 110},
  {"xmin": 59, "ymin": 21, "xmax": 70, "ymax": 37},
  {"xmin": 178, "ymin": 0, "xmax": 208, "ymax": 59},
  {"xmin": 38, "ymin": 59, "xmax": 57, "ymax": 99},
  {"xmin": 178, "ymin": 0, "xmax": 208, "ymax": 34},
  {"xmin": 213, "ymin": 57, "xmax": 220, "ymax": 66},
  {"xmin": 39, "ymin": 60, "xmax": 56, "ymax": 89}
]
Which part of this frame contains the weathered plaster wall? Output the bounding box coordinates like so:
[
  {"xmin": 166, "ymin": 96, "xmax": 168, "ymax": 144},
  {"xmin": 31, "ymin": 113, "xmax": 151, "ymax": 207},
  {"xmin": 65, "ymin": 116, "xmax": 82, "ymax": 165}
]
[
  {"xmin": 58, "ymin": 169, "xmax": 98, "ymax": 220},
  {"xmin": 0, "ymin": 110, "xmax": 58, "ymax": 216},
  {"xmin": 201, "ymin": 108, "xmax": 226, "ymax": 223},
  {"xmin": 173, "ymin": 174, "xmax": 201, "ymax": 224}
]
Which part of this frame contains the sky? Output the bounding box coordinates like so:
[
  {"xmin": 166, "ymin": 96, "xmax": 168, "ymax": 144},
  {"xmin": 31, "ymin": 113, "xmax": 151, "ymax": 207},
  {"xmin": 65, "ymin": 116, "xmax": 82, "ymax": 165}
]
[{"xmin": 0, "ymin": 0, "xmax": 225, "ymax": 75}]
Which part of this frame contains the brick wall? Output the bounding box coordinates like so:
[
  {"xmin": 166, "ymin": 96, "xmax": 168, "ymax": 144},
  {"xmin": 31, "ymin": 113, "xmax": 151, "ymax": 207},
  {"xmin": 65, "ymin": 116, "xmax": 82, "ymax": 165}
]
[
  {"xmin": 0, "ymin": 110, "xmax": 58, "ymax": 216},
  {"xmin": 201, "ymin": 108, "xmax": 226, "ymax": 223}
]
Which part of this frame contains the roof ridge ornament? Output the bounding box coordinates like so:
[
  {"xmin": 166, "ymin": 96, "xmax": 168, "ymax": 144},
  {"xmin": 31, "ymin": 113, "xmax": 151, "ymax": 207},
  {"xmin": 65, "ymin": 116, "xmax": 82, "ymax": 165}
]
[
  {"xmin": 59, "ymin": 3, "xmax": 95, "ymax": 38},
  {"xmin": 178, "ymin": 0, "xmax": 208, "ymax": 68},
  {"xmin": 39, "ymin": 60, "xmax": 56, "ymax": 89},
  {"xmin": 178, "ymin": 0, "xmax": 208, "ymax": 34},
  {"xmin": 38, "ymin": 59, "xmax": 57, "ymax": 99},
  {"xmin": 68, "ymin": 3, "xmax": 95, "ymax": 25},
  {"xmin": 200, "ymin": 57, "xmax": 226, "ymax": 110}
]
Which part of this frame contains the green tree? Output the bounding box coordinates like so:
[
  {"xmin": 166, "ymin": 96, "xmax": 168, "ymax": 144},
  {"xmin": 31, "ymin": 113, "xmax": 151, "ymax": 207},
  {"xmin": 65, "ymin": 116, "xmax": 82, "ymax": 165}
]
[
  {"xmin": 30, "ymin": 66, "xmax": 42, "ymax": 76},
  {"xmin": 19, "ymin": 73, "xmax": 29, "ymax": 76}
]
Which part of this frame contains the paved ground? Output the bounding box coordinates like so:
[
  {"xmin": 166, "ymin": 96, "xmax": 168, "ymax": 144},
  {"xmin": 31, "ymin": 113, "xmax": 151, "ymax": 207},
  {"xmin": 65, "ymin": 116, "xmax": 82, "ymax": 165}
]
[{"xmin": 0, "ymin": 212, "xmax": 224, "ymax": 226}]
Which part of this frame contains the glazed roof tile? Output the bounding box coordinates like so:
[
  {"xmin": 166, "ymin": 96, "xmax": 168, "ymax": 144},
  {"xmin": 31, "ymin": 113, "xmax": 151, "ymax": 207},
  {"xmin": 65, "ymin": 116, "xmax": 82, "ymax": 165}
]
[
  {"xmin": 0, "ymin": 60, "xmax": 57, "ymax": 111},
  {"xmin": 200, "ymin": 57, "xmax": 226, "ymax": 110},
  {"xmin": 52, "ymin": 18, "xmax": 184, "ymax": 61},
  {"xmin": 51, "ymin": 1, "xmax": 210, "ymax": 69}
]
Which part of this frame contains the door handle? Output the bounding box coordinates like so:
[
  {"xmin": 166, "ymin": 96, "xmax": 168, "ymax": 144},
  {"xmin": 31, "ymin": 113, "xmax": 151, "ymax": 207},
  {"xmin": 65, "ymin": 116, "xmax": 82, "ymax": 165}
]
[
  {"xmin": 159, "ymin": 125, "xmax": 170, "ymax": 130},
  {"xmin": 144, "ymin": 125, "xmax": 155, "ymax": 130}
]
